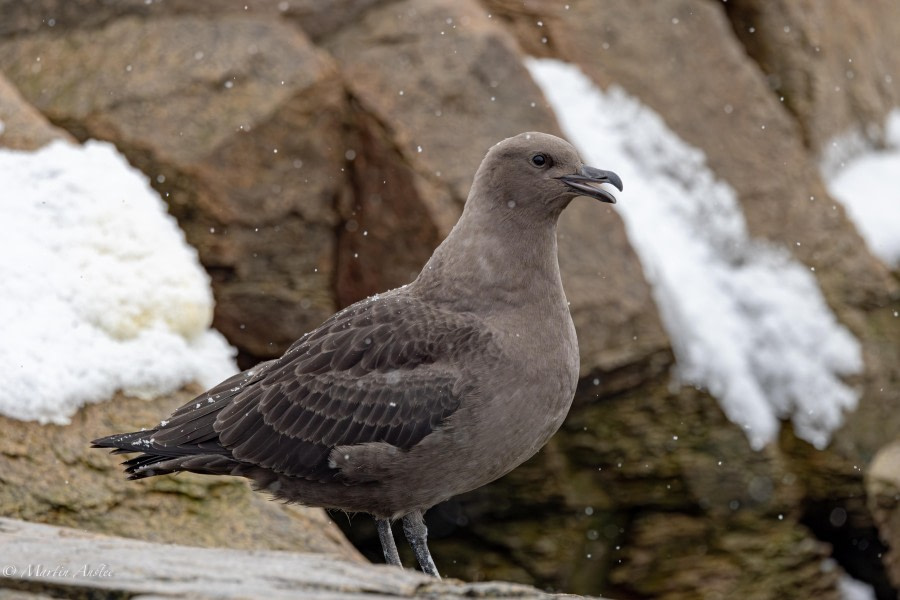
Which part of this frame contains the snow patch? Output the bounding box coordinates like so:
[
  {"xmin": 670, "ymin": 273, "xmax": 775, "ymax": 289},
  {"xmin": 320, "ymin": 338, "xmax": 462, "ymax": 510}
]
[
  {"xmin": 825, "ymin": 109, "xmax": 900, "ymax": 268},
  {"xmin": 0, "ymin": 139, "xmax": 237, "ymax": 424},
  {"xmin": 838, "ymin": 574, "xmax": 876, "ymax": 600},
  {"xmin": 527, "ymin": 58, "xmax": 862, "ymax": 450}
]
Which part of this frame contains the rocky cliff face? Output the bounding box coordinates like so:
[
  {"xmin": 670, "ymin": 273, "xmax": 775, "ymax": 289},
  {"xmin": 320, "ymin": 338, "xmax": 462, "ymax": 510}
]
[{"xmin": 1, "ymin": 1, "xmax": 897, "ymax": 598}]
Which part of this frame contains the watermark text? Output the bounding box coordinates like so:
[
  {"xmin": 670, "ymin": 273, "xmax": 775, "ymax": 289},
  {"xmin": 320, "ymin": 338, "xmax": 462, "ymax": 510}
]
[{"xmin": 2, "ymin": 563, "xmax": 113, "ymax": 579}]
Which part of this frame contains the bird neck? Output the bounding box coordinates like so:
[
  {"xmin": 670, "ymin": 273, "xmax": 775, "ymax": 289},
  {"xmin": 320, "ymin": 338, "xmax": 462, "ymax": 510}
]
[{"xmin": 412, "ymin": 201, "xmax": 566, "ymax": 314}]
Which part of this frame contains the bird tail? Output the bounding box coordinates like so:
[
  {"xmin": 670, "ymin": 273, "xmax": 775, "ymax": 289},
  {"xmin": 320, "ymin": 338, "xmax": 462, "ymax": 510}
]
[
  {"xmin": 91, "ymin": 429, "xmax": 174, "ymax": 479},
  {"xmin": 92, "ymin": 360, "xmax": 279, "ymax": 480},
  {"xmin": 91, "ymin": 429, "xmax": 158, "ymax": 453},
  {"xmin": 93, "ymin": 428, "xmax": 240, "ymax": 480}
]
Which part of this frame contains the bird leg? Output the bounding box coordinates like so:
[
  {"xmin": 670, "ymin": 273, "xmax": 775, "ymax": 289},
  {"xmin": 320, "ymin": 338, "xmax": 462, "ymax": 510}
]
[
  {"xmin": 401, "ymin": 510, "xmax": 440, "ymax": 579},
  {"xmin": 376, "ymin": 519, "xmax": 402, "ymax": 567}
]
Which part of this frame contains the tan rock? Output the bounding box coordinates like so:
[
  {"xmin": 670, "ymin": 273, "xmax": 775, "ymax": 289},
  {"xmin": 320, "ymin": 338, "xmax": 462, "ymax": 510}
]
[
  {"xmin": 723, "ymin": 0, "xmax": 900, "ymax": 161},
  {"xmin": 867, "ymin": 440, "xmax": 900, "ymax": 589},
  {"xmin": 282, "ymin": 0, "xmax": 385, "ymax": 42},
  {"xmin": 0, "ymin": 390, "xmax": 359, "ymax": 558},
  {"xmin": 0, "ymin": 74, "xmax": 72, "ymax": 150},
  {"xmin": 334, "ymin": 108, "xmax": 447, "ymax": 306},
  {"xmin": 0, "ymin": 0, "xmax": 290, "ymax": 37}
]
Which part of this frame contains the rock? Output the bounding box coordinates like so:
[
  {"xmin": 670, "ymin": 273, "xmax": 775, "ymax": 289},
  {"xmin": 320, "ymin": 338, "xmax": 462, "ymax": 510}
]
[
  {"xmin": 722, "ymin": 0, "xmax": 900, "ymax": 162},
  {"xmin": 282, "ymin": 0, "xmax": 385, "ymax": 42},
  {"xmin": 0, "ymin": 15, "xmax": 347, "ymax": 364},
  {"xmin": 0, "ymin": 0, "xmax": 290, "ymax": 37},
  {"xmin": 325, "ymin": 0, "xmax": 555, "ymax": 208},
  {"xmin": 867, "ymin": 441, "xmax": 900, "ymax": 590},
  {"xmin": 334, "ymin": 107, "xmax": 447, "ymax": 307},
  {"xmin": 0, "ymin": 517, "xmax": 599, "ymax": 599},
  {"xmin": 611, "ymin": 512, "xmax": 839, "ymax": 600},
  {"xmin": 0, "ymin": 73, "xmax": 72, "ymax": 150},
  {"xmin": 0, "ymin": 389, "xmax": 359, "ymax": 558}
]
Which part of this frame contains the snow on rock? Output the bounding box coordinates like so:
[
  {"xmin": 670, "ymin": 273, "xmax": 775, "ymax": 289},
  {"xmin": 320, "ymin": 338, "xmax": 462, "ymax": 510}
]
[
  {"xmin": 0, "ymin": 139, "xmax": 237, "ymax": 424},
  {"xmin": 825, "ymin": 109, "xmax": 900, "ymax": 268},
  {"xmin": 527, "ymin": 58, "xmax": 863, "ymax": 450},
  {"xmin": 837, "ymin": 574, "xmax": 877, "ymax": 600}
]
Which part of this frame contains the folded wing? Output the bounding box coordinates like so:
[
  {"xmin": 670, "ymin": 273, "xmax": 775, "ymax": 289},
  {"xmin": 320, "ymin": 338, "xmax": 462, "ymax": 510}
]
[{"xmin": 94, "ymin": 294, "xmax": 492, "ymax": 482}]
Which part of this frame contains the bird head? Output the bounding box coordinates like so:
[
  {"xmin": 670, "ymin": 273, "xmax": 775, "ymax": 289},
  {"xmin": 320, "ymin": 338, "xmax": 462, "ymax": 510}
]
[{"xmin": 471, "ymin": 131, "xmax": 623, "ymax": 222}]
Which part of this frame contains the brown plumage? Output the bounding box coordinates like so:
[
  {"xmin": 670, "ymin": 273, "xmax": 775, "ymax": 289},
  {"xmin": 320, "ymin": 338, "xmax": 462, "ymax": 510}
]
[{"xmin": 93, "ymin": 131, "xmax": 622, "ymax": 578}]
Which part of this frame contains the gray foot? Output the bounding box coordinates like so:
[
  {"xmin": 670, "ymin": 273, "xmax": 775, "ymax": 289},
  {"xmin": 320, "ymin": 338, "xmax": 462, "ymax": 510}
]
[
  {"xmin": 376, "ymin": 518, "xmax": 402, "ymax": 567},
  {"xmin": 401, "ymin": 510, "xmax": 440, "ymax": 579}
]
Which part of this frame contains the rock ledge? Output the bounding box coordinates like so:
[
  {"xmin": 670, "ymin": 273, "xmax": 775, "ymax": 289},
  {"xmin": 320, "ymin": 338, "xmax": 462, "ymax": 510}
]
[{"xmin": 0, "ymin": 517, "xmax": 595, "ymax": 599}]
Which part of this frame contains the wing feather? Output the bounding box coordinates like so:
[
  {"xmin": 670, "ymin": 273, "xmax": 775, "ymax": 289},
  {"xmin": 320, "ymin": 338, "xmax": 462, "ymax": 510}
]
[{"xmin": 102, "ymin": 293, "xmax": 496, "ymax": 483}]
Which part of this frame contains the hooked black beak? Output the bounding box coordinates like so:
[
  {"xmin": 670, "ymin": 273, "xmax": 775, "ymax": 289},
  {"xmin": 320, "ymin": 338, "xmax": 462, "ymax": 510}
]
[{"xmin": 557, "ymin": 166, "xmax": 624, "ymax": 204}]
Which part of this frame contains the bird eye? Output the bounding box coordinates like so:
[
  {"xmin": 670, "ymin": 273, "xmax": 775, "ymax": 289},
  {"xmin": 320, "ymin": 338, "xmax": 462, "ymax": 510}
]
[{"xmin": 531, "ymin": 154, "xmax": 548, "ymax": 167}]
